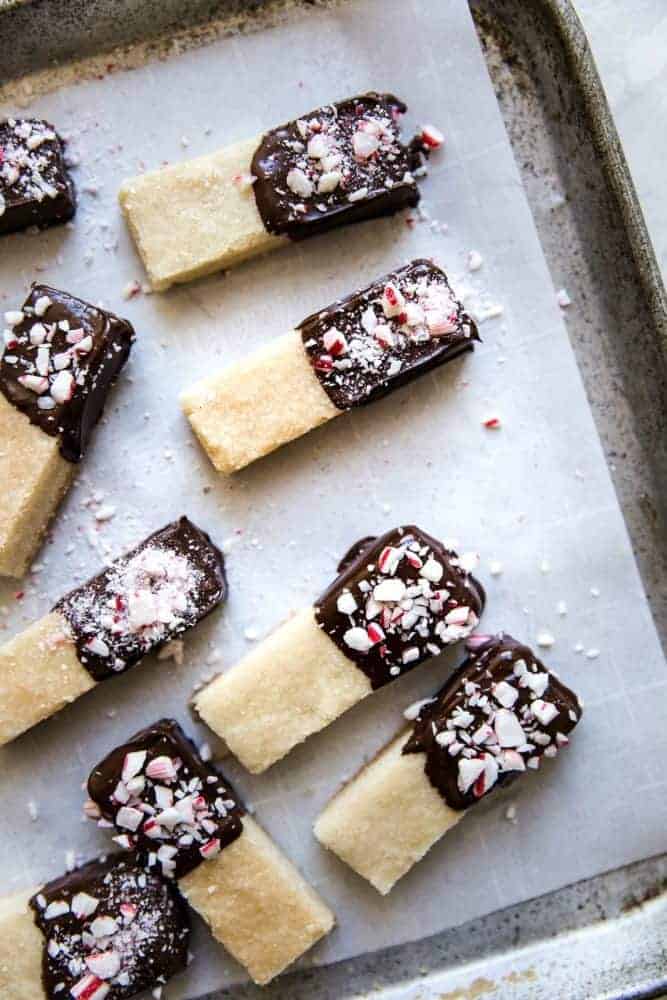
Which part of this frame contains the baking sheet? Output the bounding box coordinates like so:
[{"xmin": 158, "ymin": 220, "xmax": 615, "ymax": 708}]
[{"xmin": 0, "ymin": 0, "xmax": 665, "ymax": 996}]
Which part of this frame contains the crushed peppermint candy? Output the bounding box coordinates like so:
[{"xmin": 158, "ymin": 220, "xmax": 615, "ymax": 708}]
[
  {"xmin": 403, "ymin": 633, "xmax": 582, "ymax": 809},
  {"xmin": 315, "ymin": 526, "xmax": 484, "ymax": 689},
  {"xmin": 300, "ymin": 259, "xmax": 478, "ymax": 410},
  {"xmin": 55, "ymin": 518, "xmax": 225, "ymax": 681},
  {"xmin": 0, "ymin": 284, "xmax": 133, "ymax": 462},
  {"xmin": 251, "ymin": 93, "xmax": 427, "ymax": 238},
  {"xmin": 29, "ymin": 856, "xmax": 189, "ymax": 1000},
  {"xmin": 86, "ymin": 719, "xmax": 243, "ymax": 880},
  {"xmin": 0, "ymin": 118, "xmax": 74, "ymax": 234}
]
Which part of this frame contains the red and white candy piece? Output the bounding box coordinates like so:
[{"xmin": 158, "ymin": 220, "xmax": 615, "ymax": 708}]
[
  {"xmin": 17, "ymin": 373, "xmax": 48, "ymax": 394},
  {"xmin": 44, "ymin": 899, "xmax": 69, "ymax": 920},
  {"xmin": 343, "ymin": 626, "xmax": 373, "ymax": 653},
  {"xmin": 381, "ymin": 282, "xmax": 405, "ymax": 318},
  {"xmin": 286, "ymin": 167, "xmax": 313, "ymax": 198},
  {"xmin": 71, "ymin": 892, "xmax": 100, "ymax": 920},
  {"xmin": 119, "ymin": 902, "xmax": 137, "ymax": 925},
  {"xmin": 531, "ymin": 699, "xmax": 559, "ymax": 726},
  {"xmin": 492, "ymin": 680, "xmax": 519, "ymax": 708},
  {"xmin": 457, "ymin": 756, "xmax": 485, "ymax": 795},
  {"xmin": 121, "ymin": 750, "xmax": 147, "ymax": 783},
  {"xmin": 200, "ymin": 837, "xmax": 221, "ymax": 860},
  {"xmin": 322, "ymin": 329, "xmax": 348, "ymax": 356},
  {"xmin": 352, "ymin": 129, "xmax": 379, "ymax": 160},
  {"xmin": 33, "ymin": 295, "xmax": 52, "ymax": 317},
  {"xmin": 494, "ymin": 708, "xmax": 526, "ymax": 748},
  {"xmin": 420, "ymin": 123, "xmax": 445, "ymax": 149},
  {"xmin": 473, "ymin": 754, "xmax": 498, "ymax": 798},
  {"xmin": 50, "ymin": 369, "xmax": 75, "ymax": 403},
  {"xmin": 116, "ymin": 806, "xmax": 143, "ymax": 832},
  {"xmin": 90, "ymin": 915, "xmax": 119, "ymax": 939},
  {"xmin": 419, "ymin": 556, "xmax": 444, "ymax": 584},
  {"xmin": 373, "ymin": 578, "xmax": 406, "ymax": 603},
  {"xmin": 70, "ymin": 975, "xmax": 110, "ymax": 1000},
  {"xmin": 336, "ymin": 591, "xmax": 358, "ymax": 615},
  {"xmin": 444, "ymin": 605, "xmax": 471, "ymax": 627},
  {"xmin": 373, "ymin": 323, "xmax": 395, "ymax": 348},
  {"xmin": 498, "ymin": 749, "xmax": 526, "ymax": 772},
  {"xmin": 366, "ymin": 622, "xmax": 385, "ymax": 646},
  {"xmin": 86, "ymin": 950, "xmax": 121, "ymax": 980},
  {"xmin": 86, "ymin": 635, "xmax": 110, "ymax": 658},
  {"xmin": 145, "ymin": 755, "xmax": 178, "ymax": 782},
  {"xmin": 378, "ymin": 545, "xmax": 402, "ymax": 574}
]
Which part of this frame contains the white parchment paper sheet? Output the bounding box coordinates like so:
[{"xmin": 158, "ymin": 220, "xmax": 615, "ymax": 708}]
[{"xmin": 0, "ymin": 0, "xmax": 665, "ymax": 996}]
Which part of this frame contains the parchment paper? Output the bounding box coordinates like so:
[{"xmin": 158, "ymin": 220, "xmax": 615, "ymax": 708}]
[{"xmin": 0, "ymin": 0, "xmax": 665, "ymax": 995}]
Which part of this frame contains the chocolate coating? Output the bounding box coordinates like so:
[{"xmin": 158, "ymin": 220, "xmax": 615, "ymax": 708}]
[
  {"xmin": 300, "ymin": 259, "xmax": 478, "ymax": 410},
  {"xmin": 30, "ymin": 854, "xmax": 189, "ymax": 1000},
  {"xmin": 0, "ymin": 118, "xmax": 75, "ymax": 235},
  {"xmin": 316, "ymin": 526, "xmax": 485, "ymax": 689},
  {"xmin": 0, "ymin": 284, "xmax": 133, "ymax": 462},
  {"xmin": 55, "ymin": 517, "xmax": 226, "ymax": 681},
  {"xmin": 251, "ymin": 93, "xmax": 420, "ymax": 240},
  {"xmin": 404, "ymin": 634, "xmax": 583, "ymax": 809},
  {"xmin": 87, "ymin": 719, "xmax": 244, "ymax": 880},
  {"xmin": 336, "ymin": 536, "xmax": 376, "ymax": 574}
]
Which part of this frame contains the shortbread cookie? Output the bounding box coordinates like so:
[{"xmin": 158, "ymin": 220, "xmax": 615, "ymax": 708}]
[
  {"xmin": 0, "ymin": 284, "xmax": 133, "ymax": 576},
  {"xmin": 120, "ymin": 93, "xmax": 439, "ymax": 290},
  {"xmin": 194, "ymin": 526, "xmax": 485, "ymax": 773},
  {"xmin": 0, "ymin": 855, "xmax": 190, "ymax": 1000},
  {"xmin": 0, "ymin": 517, "xmax": 226, "ymax": 747},
  {"xmin": 85, "ymin": 719, "xmax": 335, "ymax": 986},
  {"xmin": 182, "ymin": 259, "xmax": 478, "ymax": 474},
  {"xmin": 0, "ymin": 118, "xmax": 75, "ymax": 235},
  {"xmin": 314, "ymin": 634, "xmax": 583, "ymax": 893}
]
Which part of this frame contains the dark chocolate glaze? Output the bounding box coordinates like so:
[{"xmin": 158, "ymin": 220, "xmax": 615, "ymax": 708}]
[
  {"xmin": 0, "ymin": 284, "xmax": 133, "ymax": 462},
  {"xmin": 87, "ymin": 719, "xmax": 244, "ymax": 880},
  {"xmin": 0, "ymin": 118, "xmax": 75, "ymax": 235},
  {"xmin": 336, "ymin": 536, "xmax": 377, "ymax": 573},
  {"xmin": 299, "ymin": 259, "xmax": 479, "ymax": 410},
  {"xmin": 316, "ymin": 526, "xmax": 485, "ymax": 689},
  {"xmin": 404, "ymin": 633, "xmax": 583, "ymax": 810},
  {"xmin": 29, "ymin": 854, "xmax": 189, "ymax": 1000},
  {"xmin": 55, "ymin": 517, "xmax": 226, "ymax": 681},
  {"xmin": 251, "ymin": 93, "xmax": 420, "ymax": 240}
]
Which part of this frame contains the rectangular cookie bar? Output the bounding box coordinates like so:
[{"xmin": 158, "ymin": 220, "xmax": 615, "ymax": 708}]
[
  {"xmin": 0, "ymin": 855, "xmax": 190, "ymax": 1000},
  {"xmin": 0, "ymin": 118, "xmax": 75, "ymax": 235},
  {"xmin": 181, "ymin": 259, "xmax": 478, "ymax": 474},
  {"xmin": 86, "ymin": 719, "xmax": 335, "ymax": 985},
  {"xmin": 120, "ymin": 93, "xmax": 437, "ymax": 291},
  {"xmin": 314, "ymin": 634, "xmax": 583, "ymax": 893},
  {"xmin": 194, "ymin": 525, "xmax": 485, "ymax": 773},
  {"xmin": 0, "ymin": 284, "xmax": 133, "ymax": 576},
  {"xmin": 0, "ymin": 517, "xmax": 226, "ymax": 747}
]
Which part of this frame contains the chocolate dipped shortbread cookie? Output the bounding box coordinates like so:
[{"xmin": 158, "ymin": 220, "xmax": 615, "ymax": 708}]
[
  {"xmin": 314, "ymin": 634, "xmax": 583, "ymax": 893},
  {"xmin": 120, "ymin": 93, "xmax": 441, "ymax": 290},
  {"xmin": 0, "ymin": 284, "xmax": 133, "ymax": 576},
  {"xmin": 181, "ymin": 259, "xmax": 478, "ymax": 474},
  {"xmin": 194, "ymin": 526, "xmax": 485, "ymax": 774},
  {"xmin": 85, "ymin": 719, "xmax": 335, "ymax": 986},
  {"xmin": 0, "ymin": 518, "xmax": 226, "ymax": 747},
  {"xmin": 0, "ymin": 854, "xmax": 189, "ymax": 1000},
  {"xmin": 0, "ymin": 118, "xmax": 75, "ymax": 236}
]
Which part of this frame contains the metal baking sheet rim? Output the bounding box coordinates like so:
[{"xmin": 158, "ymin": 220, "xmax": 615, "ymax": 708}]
[{"xmin": 0, "ymin": 2, "xmax": 665, "ymax": 999}]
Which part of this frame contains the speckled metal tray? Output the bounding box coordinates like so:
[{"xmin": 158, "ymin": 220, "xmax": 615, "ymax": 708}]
[{"xmin": 1, "ymin": 1, "xmax": 665, "ymax": 999}]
